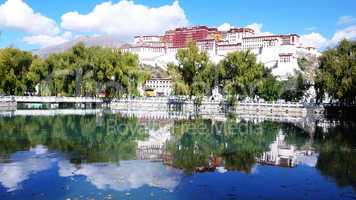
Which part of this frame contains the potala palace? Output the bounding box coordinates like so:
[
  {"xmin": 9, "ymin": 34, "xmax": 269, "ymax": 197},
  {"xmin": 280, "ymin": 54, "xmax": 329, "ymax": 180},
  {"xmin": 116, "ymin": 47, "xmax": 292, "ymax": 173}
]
[{"xmin": 122, "ymin": 26, "xmax": 319, "ymax": 80}]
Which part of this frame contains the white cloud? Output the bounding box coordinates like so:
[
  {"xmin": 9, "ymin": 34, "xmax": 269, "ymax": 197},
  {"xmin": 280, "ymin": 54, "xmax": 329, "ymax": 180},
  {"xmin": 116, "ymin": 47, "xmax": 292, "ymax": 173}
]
[
  {"xmin": 23, "ymin": 32, "xmax": 72, "ymax": 48},
  {"xmin": 62, "ymin": 31, "xmax": 73, "ymax": 39},
  {"xmin": 301, "ymin": 25, "xmax": 356, "ymax": 49},
  {"xmin": 246, "ymin": 22, "xmax": 272, "ymax": 36},
  {"xmin": 337, "ymin": 15, "xmax": 356, "ymax": 25},
  {"xmin": 246, "ymin": 23, "xmax": 263, "ymax": 33},
  {"xmin": 218, "ymin": 22, "xmax": 273, "ymax": 36},
  {"xmin": 305, "ymin": 27, "xmax": 317, "ymax": 31},
  {"xmin": 300, "ymin": 32, "xmax": 328, "ymax": 49},
  {"xmin": 330, "ymin": 25, "xmax": 356, "ymax": 44},
  {"xmin": 0, "ymin": 0, "xmax": 59, "ymax": 35},
  {"xmin": 60, "ymin": 0, "xmax": 188, "ymax": 41},
  {"xmin": 218, "ymin": 23, "xmax": 234, "ymax": 31}
]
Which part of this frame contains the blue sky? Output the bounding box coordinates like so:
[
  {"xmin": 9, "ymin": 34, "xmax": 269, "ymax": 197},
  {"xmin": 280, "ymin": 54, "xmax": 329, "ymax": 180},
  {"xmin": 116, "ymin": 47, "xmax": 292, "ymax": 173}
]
[{"xmin": 0, "ymin": 0, "xmax": 355, "ymax": 50}]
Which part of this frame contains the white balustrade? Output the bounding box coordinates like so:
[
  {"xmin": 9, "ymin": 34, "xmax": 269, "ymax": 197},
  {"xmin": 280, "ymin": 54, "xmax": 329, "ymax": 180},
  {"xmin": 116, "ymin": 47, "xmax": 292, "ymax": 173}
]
[{"xmin": 4, "ymin": 96, "xmax": 103, "ymax": 103}]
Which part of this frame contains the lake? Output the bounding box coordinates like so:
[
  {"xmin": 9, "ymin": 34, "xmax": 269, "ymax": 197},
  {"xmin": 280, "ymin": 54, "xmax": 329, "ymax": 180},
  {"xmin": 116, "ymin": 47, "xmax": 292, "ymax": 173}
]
[{"xmin": 0, "ymin": 110, "xmax": 355, "ymax": 200}]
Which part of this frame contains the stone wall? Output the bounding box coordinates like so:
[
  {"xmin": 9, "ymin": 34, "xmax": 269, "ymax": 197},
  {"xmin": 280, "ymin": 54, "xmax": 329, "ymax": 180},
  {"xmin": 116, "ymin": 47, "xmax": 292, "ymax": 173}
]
[{"xmin": 110, "ymin": 98, "xmax": 322, "ymax": 118}]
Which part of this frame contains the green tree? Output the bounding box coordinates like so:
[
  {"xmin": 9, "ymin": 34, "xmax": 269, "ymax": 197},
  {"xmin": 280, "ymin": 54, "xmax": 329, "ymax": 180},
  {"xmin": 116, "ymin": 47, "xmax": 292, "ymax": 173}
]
[
  {"xmin": 219, "ymin": 51, "xmax": 267, "ymax": 103},
  {"xmin": 315, "ymin": 39, "xmax": 356, "ymax": 104},
  {"xmin": 280, "ymin": 73, "xmax": 309, "ymax": 102},
  {"xmin": 25, "ymin": 43, "xmax": 149, "ymax": 98},
  {"xmin": 26, "ymin": 58, "xmax": 48, "ymax": 94},
  {"xmin": 167, "ymin": 63, "xmax": 190, "ymax": 95},
  {"xmin": 173, "ymin": 42, "xmax": 215, "ymax": 97},
  {"xmin": 257, "ymin": 71, "xmax": 282, "ymax": 101},
  {"xmin": 0, "ymin": 48, "xmax": 35, "ymax": 95}
]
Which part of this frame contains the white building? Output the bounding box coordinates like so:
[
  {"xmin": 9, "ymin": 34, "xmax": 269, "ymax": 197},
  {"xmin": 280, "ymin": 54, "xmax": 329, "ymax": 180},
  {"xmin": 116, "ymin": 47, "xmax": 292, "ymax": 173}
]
[
  {"xmin": 216, "ymin": 43, "xmax": 242, "ymax": 56},
  {"xmin": 221, "ymin": 28, "xmax": 255, "ymax": 44},
  {"xmin": 143, "ymin": 78, "xmax": 172, "ymax": 96},
  {"xmin": 134, "ymin": 35, "xmax": 162, "ymax": 45},
  {"xmin": 123, "ymin": 27, "xmax": 319, "ymax": 80}
]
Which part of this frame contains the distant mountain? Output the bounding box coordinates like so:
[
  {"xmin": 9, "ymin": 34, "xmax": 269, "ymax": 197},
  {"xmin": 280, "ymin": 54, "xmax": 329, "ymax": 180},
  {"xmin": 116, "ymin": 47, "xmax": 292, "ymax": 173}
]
[{"xmin": 33, "ymin": 35, "xmax": 125, "ymax": 57}]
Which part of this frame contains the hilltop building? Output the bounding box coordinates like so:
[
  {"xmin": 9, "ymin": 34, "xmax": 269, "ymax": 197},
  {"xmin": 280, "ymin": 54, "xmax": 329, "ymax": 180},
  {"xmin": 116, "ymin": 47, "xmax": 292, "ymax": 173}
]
[{"xmin": 123, "ymin": 26, "xmax": 319, "ymax": 80}]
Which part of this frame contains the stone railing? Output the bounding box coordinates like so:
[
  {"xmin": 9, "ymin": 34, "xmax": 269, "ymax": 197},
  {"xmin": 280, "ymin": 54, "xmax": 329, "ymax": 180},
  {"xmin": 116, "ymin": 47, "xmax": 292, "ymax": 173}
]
[
  {"xmin": 0, "ymin": 96, "xmax": 17, "ymax": 111},
  {"xmin": 13, "ymin": 96, "xmax": 102, "ymax": 103},
  {"xmin": 0, "ymin": 96, "xmax": 15, "ymax": 102},
  {"xmin": 237, "ymin": 101, "xmax": 305, "ymax": 108},
  {"xmin": 1, "ymin": 109, "xmax": 102, "ymax": 117}
]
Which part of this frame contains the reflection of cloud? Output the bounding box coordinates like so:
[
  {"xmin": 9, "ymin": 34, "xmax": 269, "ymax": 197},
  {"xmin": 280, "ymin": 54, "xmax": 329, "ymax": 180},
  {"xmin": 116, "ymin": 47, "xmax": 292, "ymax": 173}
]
[
  {"xmin": 30, "ymin": 145, "xmax": 48, "ymax": 155},
  {"xmin": 58, "ymin": 160, "xmax": 182, "ymax": 191},
  {"xmin": 250, "ymin": 165, "xmax": 259, "ymax": 174},
  {"xmin": 138, "ymin": 123, "xmax": 172, "ymax": 147},
  {"xmin": 0, "ymin": 145, "xmax": 54, "ymax": 191},
  {"xmin": 216, "ymin": 166, "xmax": 227, "ymax": 173},
  {"xmin": 297, "ymin": 153, "xmax": 318, "ymax": 167}
]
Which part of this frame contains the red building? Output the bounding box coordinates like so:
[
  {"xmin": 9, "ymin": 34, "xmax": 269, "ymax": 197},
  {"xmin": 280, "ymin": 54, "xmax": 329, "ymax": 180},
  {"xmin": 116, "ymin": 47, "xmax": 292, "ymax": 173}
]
[{"xmin": 163, "ymin": 26, "xmax": 220, "ymax": 48}]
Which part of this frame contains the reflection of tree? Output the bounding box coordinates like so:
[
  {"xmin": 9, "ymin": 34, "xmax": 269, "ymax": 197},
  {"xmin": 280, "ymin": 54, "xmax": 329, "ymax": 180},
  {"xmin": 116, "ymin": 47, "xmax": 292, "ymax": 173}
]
[
  {"xmin": 222, "ymin": 119, "xmax": 280, "ymax": 172},
  {"xmin": 166, "ymin": 118, "xmax": 280, "ymax": 173},
  {"xmin": 282, "ymin": 123, "xmax": 312, "ymax": 148},
  {"xmin": 314, "ymin": 122, "xmax": 356, "ymax": 189},
  {"xmin": 166, "ymin": 119, "xmax": 219, "ymax": 173},
  {"xmin": 282, "ymin": 121, "xmax": 356, "ymax": 189},
  {"xmin": 317, "ymin": 146, "xmax": 356, "ymax": 189},
  {"xmin": 223, "ymin": 151, "xmax": 256, "ymax": 173},
  {"xmin": 0, "ymin": 115, "xmax": 148, "ymax": 163}
]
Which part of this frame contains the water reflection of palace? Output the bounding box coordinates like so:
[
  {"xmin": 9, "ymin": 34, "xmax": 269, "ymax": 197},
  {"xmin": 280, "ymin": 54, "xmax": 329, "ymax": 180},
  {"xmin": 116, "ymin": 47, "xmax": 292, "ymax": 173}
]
[
  {"xmin": 135, "ymin": 121, "xmax": 318, "ymax": 172},
  {"xmin": 257, "ymin": 130, "xmax": 317, "ymax": 168}
]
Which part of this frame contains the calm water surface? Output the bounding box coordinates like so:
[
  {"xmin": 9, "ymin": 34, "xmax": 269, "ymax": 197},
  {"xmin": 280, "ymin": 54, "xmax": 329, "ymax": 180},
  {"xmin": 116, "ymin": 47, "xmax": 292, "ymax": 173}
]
[{"xmin": 0, "ymin": 111, "xmax": 355, "ymax": 200}]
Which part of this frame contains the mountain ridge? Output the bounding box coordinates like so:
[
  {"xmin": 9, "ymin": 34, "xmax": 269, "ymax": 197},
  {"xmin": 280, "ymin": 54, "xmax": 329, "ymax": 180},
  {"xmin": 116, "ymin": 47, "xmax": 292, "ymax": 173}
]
[{"xmin": 33, "ymin": 35, "xmax": 126, "ymax": 57}]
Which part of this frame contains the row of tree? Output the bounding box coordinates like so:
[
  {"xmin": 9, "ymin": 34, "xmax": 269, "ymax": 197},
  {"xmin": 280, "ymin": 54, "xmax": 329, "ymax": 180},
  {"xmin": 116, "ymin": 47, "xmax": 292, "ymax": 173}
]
[
  {"xmin": 168, "ymin": 42, "xmax": 309, "ymax": 104},
  {"xmin": 168, "ymin": 39, "xmax": 355, "ymax": 104},
  {"xmin": 0, "ymin": 43, "xmax": 150, "ymax": 97}
]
